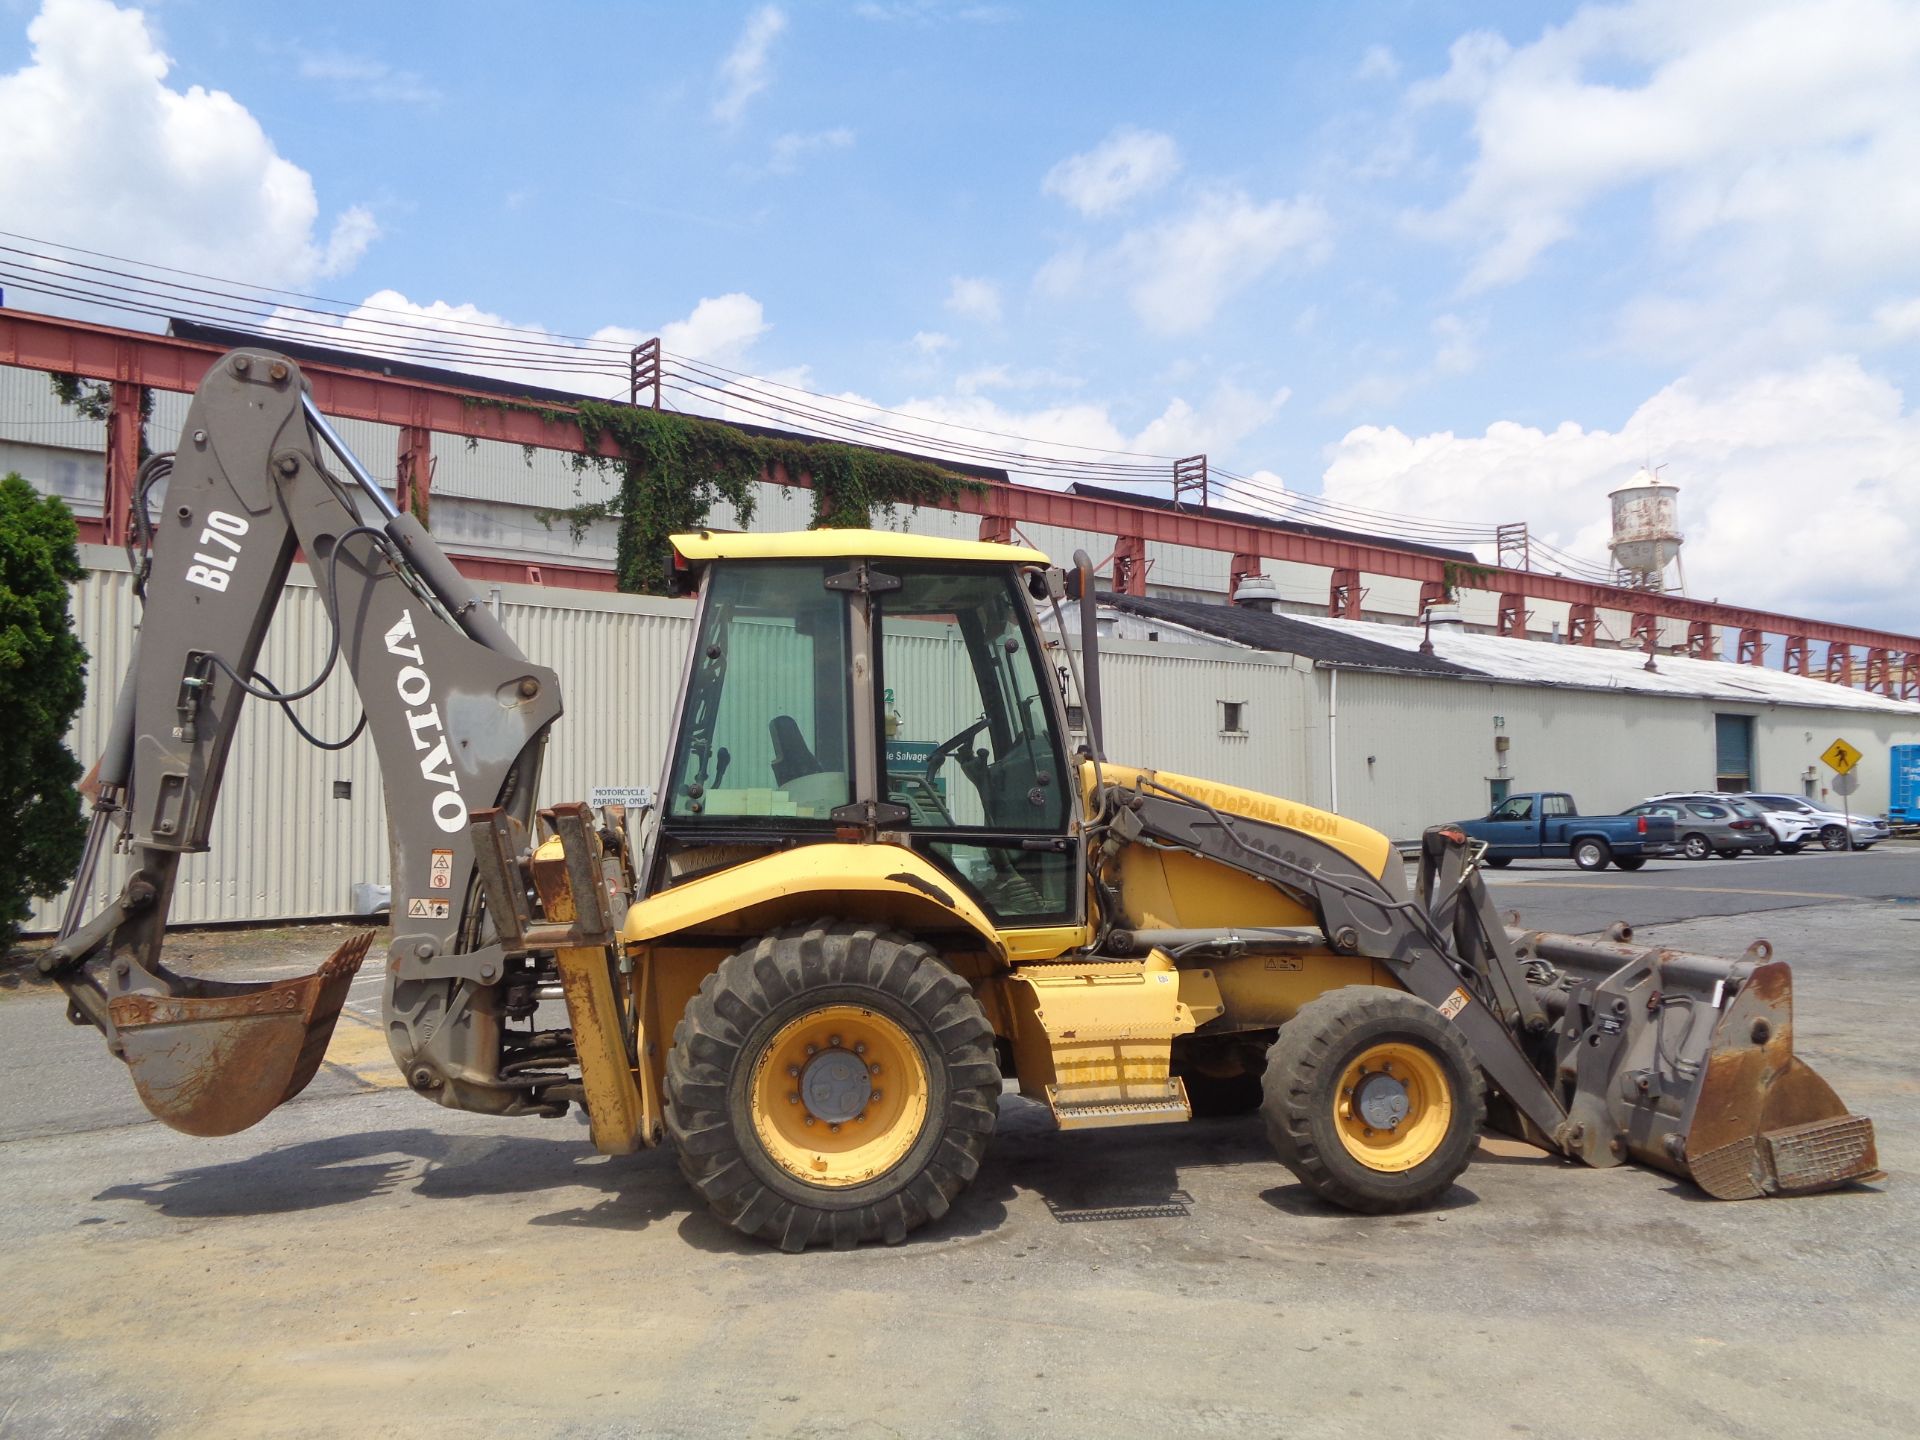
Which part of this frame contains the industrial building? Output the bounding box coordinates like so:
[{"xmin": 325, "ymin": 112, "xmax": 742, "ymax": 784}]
[{"xmin": 5, "ymin": 307, "xmax": 1918, "ymax": 930}]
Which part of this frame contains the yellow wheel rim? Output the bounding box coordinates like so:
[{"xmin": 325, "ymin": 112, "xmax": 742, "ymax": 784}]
[
  {"xmin": 749, "ymin": 1005, "xmax": 931, "ymax": 1189},
  {"xmin": 1333, "ymin": 1041, "xmax": 1453, "ymax": 1173}
]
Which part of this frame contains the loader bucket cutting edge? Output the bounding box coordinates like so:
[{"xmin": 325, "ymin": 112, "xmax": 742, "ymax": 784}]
[
  {"xmin": 1678, "ymin": 959, "xmax": 1880, "ymax": 1199},
  {"xmin": 106, "ymin": 930, "xmax": 374, "ymax": 1137}
]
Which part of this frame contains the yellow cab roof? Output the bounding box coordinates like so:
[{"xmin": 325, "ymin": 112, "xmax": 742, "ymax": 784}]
[{"xmin": 670, "ymin": 528, "xmax": 1050, "ymax": 568}]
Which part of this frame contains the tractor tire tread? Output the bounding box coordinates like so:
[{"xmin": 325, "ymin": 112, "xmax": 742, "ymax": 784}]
[
  {"xmin": 665, "ymin": 918, "xmax": 999, "ymax": 1252},
  {"xmin": 1262, "ymin": 986, "xmax": 1485, "ymax": 1216}
]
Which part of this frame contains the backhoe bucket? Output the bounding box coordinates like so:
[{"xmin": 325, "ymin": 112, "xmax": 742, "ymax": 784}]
[
  {"xmin": 1512, "ymin": 930, "xmax": 1878, "ymax": 1199},
  {"xmin": 107, "ymin": 931, "xmax": 373, "ymax": 1137}
]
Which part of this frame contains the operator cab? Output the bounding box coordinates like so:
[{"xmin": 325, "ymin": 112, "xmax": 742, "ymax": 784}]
[{"xmin": 649, "ymin": 531, "xmax": 1080, "ymax": 924}]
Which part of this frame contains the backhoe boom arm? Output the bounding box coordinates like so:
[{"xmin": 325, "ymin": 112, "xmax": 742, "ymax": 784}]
[{"xmin": 42, "ymin": 349, "xmax": 564, "ymax": 1133}]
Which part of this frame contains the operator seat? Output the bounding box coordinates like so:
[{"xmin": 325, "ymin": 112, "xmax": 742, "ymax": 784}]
[{"xmin": 769, "ymin": 715, "xmax": 824, "ymax": 786}]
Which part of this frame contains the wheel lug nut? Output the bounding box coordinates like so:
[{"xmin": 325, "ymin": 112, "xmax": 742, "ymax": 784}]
[
  {"xmin": 870, "ymin": 1064, "xmax": 882, "ymax": 1076},
  {"xmin": 788, "ymin": 1092, "xmax": 800, "ymax": 1105},
  {"xmin": 871, "ymin": 1090, "xmax": 883, "ymax": 1102},
  {"xmin": 854, "ymin": 1042, "xmax": 866, "ymax": 1055},
  {"xmin": 828, "ymin": 1034, "xmax": 842, "ymax": 1048},
  {"xmin": 788, "ymin": 1064, "xmax": 801, "ymax": 1078},
  {"xmin": 829, "ymin": 1123, "xmax": 841, "ymax": 1133},
  {"xmin": 805, "ymin": 1116, "xmax": 816, "ymax": 1127},
  {"xmin": 855, "ymin": 1112, "xmax": 866, "ymax": 1123},
  {"xmin": 805, "ymin": 1044, "xmax": 817, "ymax": 1056}
]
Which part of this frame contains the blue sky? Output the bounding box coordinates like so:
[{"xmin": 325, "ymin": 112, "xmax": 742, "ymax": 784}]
[{"xmin": 3, "ymin": 0, "xmax": 1918, "ymax": 629}]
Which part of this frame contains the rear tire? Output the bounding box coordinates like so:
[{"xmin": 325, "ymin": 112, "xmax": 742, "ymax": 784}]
[
  {"xmin": 665, "ymin": 919, "xmax": 1000, "ymax": 1251},
  {"xmin": 1483, "ymin": 856, "xmax": 1512, "ymax": 869},
  {"xmin": 1780, "ymin": 841, "xmax": 1805, "ymax": 855},
  {"xmin": 1682, "ymin": 833, "xmax": 1712, "ymax": 860},
  {"xmin": 1262, "ymin": 987, "xmax": 1485, "ymax": 1214},
  {"xmin": 1572, "ymin": 838, "xmax": 1612, "ymax": 871},
  {"xmin": 1614, "ymin": 856, "xmax": 1647, "ymax": 871}
]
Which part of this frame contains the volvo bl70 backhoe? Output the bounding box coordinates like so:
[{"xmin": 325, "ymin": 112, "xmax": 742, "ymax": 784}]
[{"xmin": 39, "ymin": 350, "xmax": 1878, "ymax": 1249}]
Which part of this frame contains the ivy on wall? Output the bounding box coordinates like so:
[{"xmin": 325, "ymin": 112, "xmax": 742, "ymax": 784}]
[
  {"xmin": 531, "ymin": 400, "xmax": 985, "ymax": 595},
  {"xmin": 48, "ymin": 373, "xmax": 154, "ymax": 461}
]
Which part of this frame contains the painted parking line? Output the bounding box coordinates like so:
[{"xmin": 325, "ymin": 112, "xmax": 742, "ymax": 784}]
[
  {"xmin": 1493, "ymin": 882, "xmax": 1853, "ymax": 900},
  {"xmin": 322, "ymin": 1009, "xmax": 405, "ymax": 1090}
]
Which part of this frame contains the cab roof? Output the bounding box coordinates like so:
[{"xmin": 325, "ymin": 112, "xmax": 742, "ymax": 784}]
[{"xmin": 670, "ymin": 528, "xmax": 1050, "ymax": 567}]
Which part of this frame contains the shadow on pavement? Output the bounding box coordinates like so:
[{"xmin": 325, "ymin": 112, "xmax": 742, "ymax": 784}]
[{"xmin": 94, "ymin": 1125, "xmax": 690, "ymax": 1236}]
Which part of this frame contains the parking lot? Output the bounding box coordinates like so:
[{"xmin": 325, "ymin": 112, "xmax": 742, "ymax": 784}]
[{"xmin": 2, "ymin": 846, "xmax": 1916, "ymax": 1439}]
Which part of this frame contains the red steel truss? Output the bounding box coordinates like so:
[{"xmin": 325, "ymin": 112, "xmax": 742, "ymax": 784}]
[{"xmin": 5, "ymin": 308, "xmax": 1917, "ymax": 675}]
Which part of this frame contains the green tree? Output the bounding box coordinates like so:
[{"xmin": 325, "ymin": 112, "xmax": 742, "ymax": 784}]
[{"xmin": 0, "ymin": 473, "xmax": 88, "ymax": 948}]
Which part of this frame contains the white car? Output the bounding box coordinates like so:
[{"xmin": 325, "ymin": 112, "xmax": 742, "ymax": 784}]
[{"xmin": 1742, "ymin": 792, "xmax": 1891, "ymax": 851}]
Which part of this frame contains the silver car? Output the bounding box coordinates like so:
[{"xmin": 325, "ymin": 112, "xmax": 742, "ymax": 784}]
[
  {"xmin": 1629, "ymin": 799, "xmax": 1772, "ymax": 860},
  {"xmin": 1743, "ymin": 793, "xmax": 1891, "ymax": 851},
  {"xmin": 1647, "ymin": 791, "xmax": 1810, "ymax": 853}
]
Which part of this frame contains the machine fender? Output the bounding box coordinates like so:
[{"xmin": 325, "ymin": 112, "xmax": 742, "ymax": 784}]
[{"xmin": 621, "ymin": 844, "xmax": 1008, "ymax": 959}]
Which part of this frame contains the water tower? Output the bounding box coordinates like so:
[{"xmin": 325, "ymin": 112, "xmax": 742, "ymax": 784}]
[{"xmin": 1608, "ymin": 468, "xmax": 1685, "ymax": 593}]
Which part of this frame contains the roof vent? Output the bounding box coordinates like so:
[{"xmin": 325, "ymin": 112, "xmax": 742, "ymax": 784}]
[
  {"xmin": 1233, "ymin": 575, "xmax": 1282, "ymax": 612},
  {"xmin": 1424, "ymin": 602, "xmax": 1467, "ymax": 633}
]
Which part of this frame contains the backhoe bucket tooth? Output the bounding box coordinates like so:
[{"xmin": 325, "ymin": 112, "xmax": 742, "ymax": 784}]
[
  {"xmin": 108, "ymin": 931, "xmax": 373, "ymax": 1137},
  {"xmin": 1680, "ymin": 959, "xmax": 1879, "ymax": 1199}
]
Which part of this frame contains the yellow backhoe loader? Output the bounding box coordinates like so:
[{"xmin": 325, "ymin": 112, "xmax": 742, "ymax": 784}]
[{"xmin": 40, "ymin": 350, "xmax": 1878, "ymax": 1249}]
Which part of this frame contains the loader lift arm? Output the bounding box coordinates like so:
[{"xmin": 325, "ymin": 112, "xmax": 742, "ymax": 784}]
[
  {"xmin": 1098, "ymin": 772, "xmax": 1880, "ymax": 1196},
  {"xmin": 39, "ymin": 348, "xmax": 576, "ymax": 1134}
]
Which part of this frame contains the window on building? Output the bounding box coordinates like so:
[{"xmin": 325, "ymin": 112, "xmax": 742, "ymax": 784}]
[
  {"xmin": 1220, "ymin": 700, "xmax": 1247, "ymax": 735},
  {"xmin": 1714, "ymin": 714, "xmax": 1754, "ymax": 791},
  {"xmin": 1488, "ymin": 777, "xmax": 1511, "ymax": 808}
]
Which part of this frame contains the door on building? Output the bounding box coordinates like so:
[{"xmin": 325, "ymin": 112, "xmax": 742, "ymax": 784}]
[{"xmin": 1715, "ymin": 714, "xmax": 1754, "ymax": 792}]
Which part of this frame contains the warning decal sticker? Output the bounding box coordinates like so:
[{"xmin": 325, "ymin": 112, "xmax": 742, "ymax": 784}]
[
  {"xmin": 406, "ymin": 897, "xmax": 451, "ymax": 919},
  {"xmin": 429, "ymin": 849, "xmax": 454, "ymax": 890},
  {"xmin": 1437, "ymin": 987, "xmax": 1470, "ymax": 1020}
]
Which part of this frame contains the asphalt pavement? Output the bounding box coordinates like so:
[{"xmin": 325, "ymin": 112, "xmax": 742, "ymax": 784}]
[{"xmin": 2, "ymin": 856, "xmax": 1916, "ymax": 1439}]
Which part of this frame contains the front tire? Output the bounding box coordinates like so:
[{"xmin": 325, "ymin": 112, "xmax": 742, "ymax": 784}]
[
  {"xmin": 1780, "ymin": 841, "xmax": 1805, "ymax": 855},
  {"xmin": 1262, "ymin": 987, "xmax": 1485, "ymax": 1214},
  {"xmin": 665, "ymin": 920, "xmax": 1000, "ymax": 1251},
  {"xmin": 1821, "ymin": 825, "xmax": 1848, "ymax": 851},
  {"xmin": 1573, "ymin": 838, "xmax": 1612, "ymax": 871},
  {"xmin": 1483, "ymin": 856, "xmax": 1513, "ymax": 870}
]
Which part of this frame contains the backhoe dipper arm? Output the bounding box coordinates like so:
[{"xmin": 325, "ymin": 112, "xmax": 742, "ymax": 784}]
[{"xmin": 43, "ymin": 349, "xmax": 563, "ymax": 1134}]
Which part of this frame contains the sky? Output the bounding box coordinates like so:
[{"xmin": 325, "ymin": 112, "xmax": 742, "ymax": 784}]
[{"xmin": 1, "ymin": 0, "xmax": 1917, "ymax": 631}]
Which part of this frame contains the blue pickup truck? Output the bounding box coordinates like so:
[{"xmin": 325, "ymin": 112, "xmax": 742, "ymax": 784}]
[{"xmin": 1452, "ymin": 791, "xmax": 1678, "ymax": 872}]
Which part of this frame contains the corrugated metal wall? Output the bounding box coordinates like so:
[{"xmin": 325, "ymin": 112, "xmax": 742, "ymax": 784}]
[
  {"xmin": 1329, "ymin": 668, "xmax": 1920, "ymax": 842},
  {"xmin": 33, "ymin": 547, "xmax": 1917, "ymax": 930}
]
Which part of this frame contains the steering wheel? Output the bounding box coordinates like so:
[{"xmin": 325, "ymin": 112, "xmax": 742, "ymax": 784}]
[{"xmin": 926, "ymin": 715, "xmax": 990, "ymax": 792}]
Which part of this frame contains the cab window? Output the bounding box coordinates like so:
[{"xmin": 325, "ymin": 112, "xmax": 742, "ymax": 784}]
[
  {"xmin": 666, "ymin": 562, "xmax": 851, "ymax": 823},
  {"xmin": 876, "ymin": 568, "xmax": 1073, "ymax": 922}
]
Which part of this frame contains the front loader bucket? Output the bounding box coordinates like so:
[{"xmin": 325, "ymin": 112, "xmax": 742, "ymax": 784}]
[
  {"xmin": 1510, "ymin": 930, "xmax": 1878, "ymax": 1200},
  {"xmin": 1681, "ymin": 959, "xmax": 1879, "ymax": 1199},
  {"xmin": 106, "ymin": 931, "xmax": 373, "ymax": 1137}
]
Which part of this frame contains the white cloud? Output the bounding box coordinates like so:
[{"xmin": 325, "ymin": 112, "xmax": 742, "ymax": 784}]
[
  {"xmin": 258, "ymin": 290, "xmax": 769, "ymax": 399},
  {"xmin": 1411, "ymin": 0, "xmax": 1920, "ymax": 294},
  {"xmin": 767, "ymin": 126, "xmax": 854, "ymax": 174},
  {"xmin": 1132, "ymin": 383, "xmax": 1292, "ymax": 458},
  {"xmin": 0, "ymin": 0, "xmax": 375, "ymax": 292},
  {"xmin": 298, "ymin": 51, "xmax": 441, "ymax": 105},
  {"xmin": 1042, "ymin": 127, "xmax": 1182, "ymax": 217},
  {"xmin": 1321, "ymin": 357, "xmax": 1920, "ymax": 626},
  {"xmin": 659, "ymin": 293, "xmax": 770, "ymax": 367},
  {"xmin": 910, "ymin": 330, "xmax": 955, "ymax": 355},
  {"xmin": 713, "ymin": 5, "xmax": 787, "ymax": 126},
  {"xmin": 1117, "ymin": 188, "xmax": 1333, "ymax": 335},
  {"xmin": 1873, "ymin": 296, "xmax": 1920, "ymax": 343},
  {"xmin": 1355, "ymin": 44, "xmax": 1400, "ymax": 81},
  {"xmin": 945, "ymin": 275, "xmax": 1003, "ymax": 323}
]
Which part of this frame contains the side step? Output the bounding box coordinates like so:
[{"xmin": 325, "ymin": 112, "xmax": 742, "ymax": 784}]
[{"xmin": 1048, "ymin": 1080, "xmax": 1193, "ymax": 1131}]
